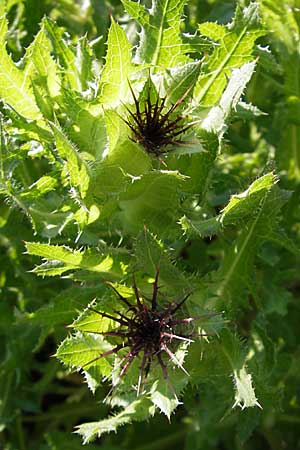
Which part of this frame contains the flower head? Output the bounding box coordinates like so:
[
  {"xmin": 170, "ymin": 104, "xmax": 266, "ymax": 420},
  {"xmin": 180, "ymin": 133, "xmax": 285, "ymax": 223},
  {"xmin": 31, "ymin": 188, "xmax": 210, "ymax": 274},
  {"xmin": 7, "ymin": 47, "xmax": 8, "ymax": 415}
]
[
  {"xmin": 81, "ymin": 269, "xmax": 218, "ymax": 397},
  {"xmin": 122, "ymin": 79, "xmax": 193, "ymax": 156}
]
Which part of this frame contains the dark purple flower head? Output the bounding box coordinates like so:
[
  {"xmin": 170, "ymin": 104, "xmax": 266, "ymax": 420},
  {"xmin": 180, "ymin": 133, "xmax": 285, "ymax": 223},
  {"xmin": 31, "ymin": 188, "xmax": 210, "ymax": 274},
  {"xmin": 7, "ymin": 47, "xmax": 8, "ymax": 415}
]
[
  {"xmin": 122, "ymin": 79, "xmax": 193, "ymax": 157},
  {"xmin": 81, "ymin": 269, "xmax": 219, "ymax": 397}
]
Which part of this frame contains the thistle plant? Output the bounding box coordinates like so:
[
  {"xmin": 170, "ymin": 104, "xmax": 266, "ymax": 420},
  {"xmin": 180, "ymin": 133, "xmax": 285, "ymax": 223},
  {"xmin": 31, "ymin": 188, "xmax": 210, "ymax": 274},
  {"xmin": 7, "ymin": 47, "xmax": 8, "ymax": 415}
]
[{"xmin": 0, "ymin": 0, "xmax": 299, "ymax": 449}]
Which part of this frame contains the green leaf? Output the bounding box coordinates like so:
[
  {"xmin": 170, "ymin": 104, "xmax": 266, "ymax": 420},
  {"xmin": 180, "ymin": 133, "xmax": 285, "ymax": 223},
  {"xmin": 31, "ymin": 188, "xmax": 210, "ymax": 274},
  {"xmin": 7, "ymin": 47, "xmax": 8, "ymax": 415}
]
[
  {"xmin": 51, "ymin": 123, "xmax": 90, "ymax": 199},
  {"xmin": 31, "ymin": 286, "xmax": 104, "ymax": 344},
  {"xmin": 232, "ymin": 366, "xmax": 262, "ymax": 410},
  {"xmin": 181, "ymin": 129, "xmax": 219, "ymax": 199},
  {"xmin": 164, "ymin": 61, "xmax": 201, "ymax": 105},
  {"xmin": 219, "ymin": 330, "xmax": 261, "ymax": 409},
  {"xmin": 121, "ymin": 0, "xmax": 149, "ymax": 26},
  {"xmin": 57, "ymin": 90, "xmax": 107, "ymax": 160},
  {"xmin": 56, "ymin": 333, "xmax": 112, "ymax": 391},
  {"xmin": 0, "ymin": 15, "xmax": 41, "ymax": 119},
  {"xmin": 216, "ymin": 182, "xmax": 291, "ymax": 306},
  {"xmin": 123, "ymin": 0, "xmax": 190, "ymax": 69},
  {"xmin": 75, "ymin": 397, "xmax": 154, "ymax": 443},
  {"xmin": 56, "ymin": 332, "xmax": 111, "ymax": 368},
  {"xmin": 71, "ymin": 306, "xmax": 115, "ymax": 334},
  {"xmin": 150, "ymin": 379, "xmax": 180, "ymax": 419},
  {"xmin": 26, "ymin": 199, "xmax": 74, "ymax": 238},
  {"xmin": 24, "ymin": 20, "xmax": 60, "ymax": 98},
  {"xmin": 98, "ymin": 18, "xmax": 134, "ymax": 107},
  {"xmin": 25, "ymin": 242, "xmax": 116, "ymax": 277},
  {"xmin": 194, "ymin": 3, "xmax": 264, "ymax": 106},
  {"xmin": 180, "ymin": 173, "xmax": 276, "ymax": 238},
  {"xmin": 201, "ymin": 61, "xmax": 256, "ymax": 135},
  {"xmin": 220, "ymin": 172, "xmax": 275, "ymax": 226},
  {"xmin": 76, "ymin": 36, "xmax": 94, "ymax": 92},
  {"xmin": 150, "ymin": 346, "xmax": 189, "ymax": 418},
  {"xmin": 20, "ymin": 176, "xmax": 57, "ymax": 199},
  {"xmin": 91, "ymin": 164, "xmax": 130, "ymax": 199},
  {"xmin": 118, "ymin": 170, "xmax": 186, "ymax": 234},
  {"xmin": 236, "ymin": 408, "xmax": 262, "ymax": 444},
  {"xmin": 234, "ymin": 101, "xmax": 265, "ymax": 120},
  {"xmin": 263, "ymin": 284, "xmax": 293, "ymax": 316},
  {"xmin": 43, "ymin": 18, "xmax": 81, "ymax": 91},
  {"xmin": 134, "ymin": 227, "xmax": 190, "ymax": 292},
  {"xmin": 180, "ymin": 215, "xmax": 220, "ymax": 238},
  {"xmin": 104, "ymin": 137, "xmax": 151, "ymax": 177}
]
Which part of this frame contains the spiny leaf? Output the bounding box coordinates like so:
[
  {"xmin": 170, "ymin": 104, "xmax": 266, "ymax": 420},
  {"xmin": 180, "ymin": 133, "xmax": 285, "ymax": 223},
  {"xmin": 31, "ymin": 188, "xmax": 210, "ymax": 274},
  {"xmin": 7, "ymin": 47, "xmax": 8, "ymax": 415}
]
[
  {"xmin": 75, "ymin": 397, "xmax": 154, "ymax": 443},
  {"xmin": 219, "ymin": 172, "xmax": 276, "ymax": 225},
  {"xmin": 56, "ymin": 90, "xmax": 107, "ymax": 159},
  {"xmin": 71, "ymin": 306, "xmax": 115, "ymax": 334},
  {"xmin": 123, "ymin": 0, "xmax": 190, "ymax": 69},
  {"xmin": 56, "ymin": 332, "xmax": 112, "ymax": 369},
  {"xmin": 76, "ymin": 36, "xmax": 94, "ymax": 92},
  {"xmin": 43, "ymin": 18, "xmax": 81, "ymax": 91},
  {"xmin": 150, "ymin": 346, "xmax": 189, "ymax": 418},
  {"xmin": 180, "ymin": 215, "xmax": 220, "ymax": 238},
  {"xmin": 56, "ymin": 332, "xmax": 112, "ymax": 391},
  {"xmin": 202, "ymin": 61, "xmax": 256, "ymax": 136},
  {"xmin": 180, "ymin": 172, "xmax": 276, "ymax": 238},
  {"xmin": 118, "ymin": 170, "xmax": 186, "ymax": 234},
  {"xmin": 134, "ymin": 227, "xmax": 190, "ymax": 292},
  {"xmin": 31, "ymin": 286, "xmax": 105, "ymax": 342},
  {"xmin": 0, "ymin": 15, "xmax": 41, "ymax": 120},
  {"xmin": 216, "ymin": 182, "xmax": 291, "ymax": 306},
  {"xmin": 181, "ymin": 129, "xmax": 219, "ymax": 199},
  {"xmin": 24, "ymin": 20, "xmax": 60, "ymax": 98},
  {"xmin": 194, "ymin": 2, "xmax": 264, "ymax": 106},
  {"xmin": 232, "ymin": 366, "xmax": 262, "ymax": 410},
  {"xmin": 164, "ymin": 61, "xmax": 202, "ymax": 105},
  {"xmin": 51, "ymin": 123, "xmax": 90, "ymax": 199},
  {"xmin": 150, "ymin": 378, "xmax": 180, "ymax": 419},
  {"xmin": 104, "ymin": 136, "xmax": 151, "ymax": 176},
  {"xmin": 20, "ymin": 176, "xmax": 57, "ymax": 199},
  {"xmin": 98, "ymin": 18, "xmax": 134, "ymax": 107},
  {"xmin": 219, "ymin": 330, "xmax": 261, "ymax": 409},
  {"xmin": 25, "ymin": 242, "xmax": 116, "ymax": 276}
]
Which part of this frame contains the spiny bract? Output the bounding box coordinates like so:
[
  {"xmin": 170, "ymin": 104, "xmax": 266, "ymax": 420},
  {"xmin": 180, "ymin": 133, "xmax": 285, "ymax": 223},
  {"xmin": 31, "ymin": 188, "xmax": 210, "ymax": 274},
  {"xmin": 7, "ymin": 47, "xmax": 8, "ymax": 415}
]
[
  {"xmin": 81, "ymin": 269, "xmax": 219, "ymax": 397},
  {"xmin": 122, "ymin": 79, "xmax": 193, "ymax": 157}
]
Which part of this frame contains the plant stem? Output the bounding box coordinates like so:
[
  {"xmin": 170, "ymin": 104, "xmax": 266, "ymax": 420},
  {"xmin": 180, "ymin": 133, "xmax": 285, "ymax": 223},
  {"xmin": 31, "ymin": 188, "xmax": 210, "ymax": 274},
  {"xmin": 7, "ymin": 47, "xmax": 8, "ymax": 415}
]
[{"xmin": 16, "ymin": 410, "xmax": 26, "ymax": 450}]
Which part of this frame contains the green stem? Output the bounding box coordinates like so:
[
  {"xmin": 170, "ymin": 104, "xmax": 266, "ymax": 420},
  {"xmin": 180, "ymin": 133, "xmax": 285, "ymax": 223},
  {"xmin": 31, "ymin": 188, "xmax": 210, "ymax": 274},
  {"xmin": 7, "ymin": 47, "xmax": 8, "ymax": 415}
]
[
  {"xmin": 16, "ymin": 410, "xmax": 26, "ymax": 450},
  {"xmin": 0, "ymin": 371, "xmax": 13, "ymax": 418}
]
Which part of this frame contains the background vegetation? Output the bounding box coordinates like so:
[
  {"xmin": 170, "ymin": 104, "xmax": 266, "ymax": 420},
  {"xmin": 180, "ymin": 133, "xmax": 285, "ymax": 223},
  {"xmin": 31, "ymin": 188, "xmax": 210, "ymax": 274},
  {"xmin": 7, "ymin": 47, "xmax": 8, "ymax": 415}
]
[{"xmin": 0, "ymin": 0, "xmax": 299, "ymax": 449}]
